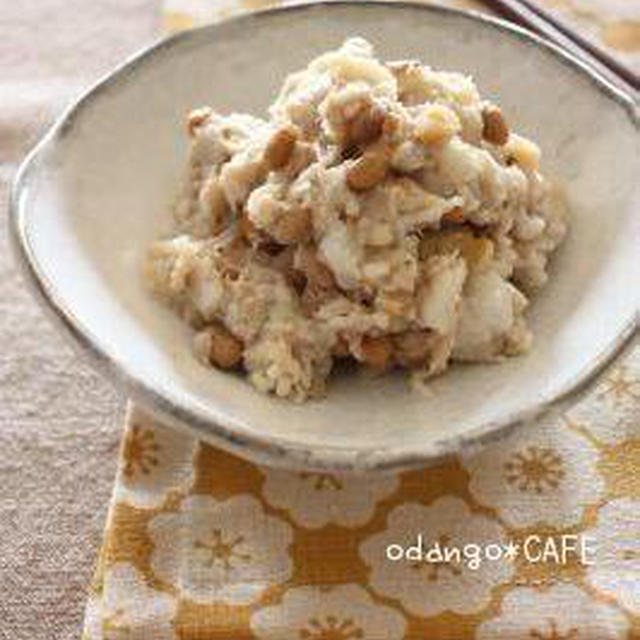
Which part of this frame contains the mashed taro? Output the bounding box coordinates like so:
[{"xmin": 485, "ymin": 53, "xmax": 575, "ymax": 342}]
[{"xmin": 145, "ymin": 38, "xmax": 568, "ymax": 401}]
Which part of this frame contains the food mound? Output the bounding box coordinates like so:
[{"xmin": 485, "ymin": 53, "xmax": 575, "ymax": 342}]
[{"xmin": 145, "ymin": 38, "xmax": 567, "ymax": 402}]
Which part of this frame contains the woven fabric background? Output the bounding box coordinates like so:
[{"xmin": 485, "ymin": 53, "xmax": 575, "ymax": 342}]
[{"xmin": 0, "ymin": 3, "xmax": 158, "ymax": 639}]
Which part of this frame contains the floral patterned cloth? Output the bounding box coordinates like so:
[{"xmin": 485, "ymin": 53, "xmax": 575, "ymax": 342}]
[
  {"xmin": 82, "ymin": 1, "xmax": 640, "ymax": 638},
  {"xmin": 82, "ymin": 342, "xmax": 639, "ymax": 639}
]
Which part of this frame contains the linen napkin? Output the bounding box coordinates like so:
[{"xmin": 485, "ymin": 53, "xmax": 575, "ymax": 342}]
[
  {"xmin": 82, "ymin": 343, "xmax": 640, "ymax": 639},
  {"xmin": 82, "ymin": 1, "xmax": 640, "ymax": 638}
]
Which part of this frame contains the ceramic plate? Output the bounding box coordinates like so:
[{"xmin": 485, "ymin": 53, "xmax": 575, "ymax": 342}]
[{"xmin": 10, "ymin": 2, "xmax": 639, "ymax": 471}]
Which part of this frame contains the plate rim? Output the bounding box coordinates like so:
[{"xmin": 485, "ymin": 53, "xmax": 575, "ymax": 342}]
[{"xmin": 8, "ymin": 0, "xmax": 640, "ymax": 472}]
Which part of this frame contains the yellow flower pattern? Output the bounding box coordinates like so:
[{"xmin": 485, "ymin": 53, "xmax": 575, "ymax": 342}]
[
  {"xmin": 299, "ymin": 616, "xmax": 364, "ymax": 639},
  {"xmin": 84, "ymin": 343, "xmax": 640, "ymax": 639},
  {"xmin": 83, "ymin": 354, "xmax": 640, "ymax": 635},
  {"xmin": 81, "ymin": 2, "xmax": 639, "ymax": 638},
  {"xmin": 599, "ymin": 365, "xmax": 640, "ymax": 406},
  {"xmin": 503, "ymin": 445, "xmax": 565, "ymax": 494},
  {"xmin": 300, "ymin": 472, "xmax": 345, "ymax": 491},
  {"xmin": 194, "ymin": 528, "xmax": 252, "ymax": 572},
  {"xmin": 250, "ymin": 584, "xmax": 407, "ymax": 640},
  {"xmin": 122, "ymin": 422, "xmax": 160, "ymax": 480}
]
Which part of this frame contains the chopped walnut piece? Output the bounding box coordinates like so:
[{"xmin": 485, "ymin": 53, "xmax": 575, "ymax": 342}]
[
  {"xmin": 419, "ymin": 230, "xmax": 494, "ymax": 268},
  {"xmin": 413, "ymin": 104, "xmax": 461, "ymax": 146},
  {"xmin": 187, "ymin": 107, "xmax": 213, "ymax": 137},
  {"xmin": 504, "ymin": 134, "xmax": 541, "ymax": 171},
  {"xmin": 202, "ymin": 322, "xmax": 244, "ymax": 369},
  {"xmin": 271, "ymin": 205, "xmax": 313, "ymax": 244},
  {"xmin": 346, "ymin": 150, "xmax": 389, "ymax": 191},
  {"xmin": 360, "ymin": 335, "xmax": 394, "ymax": 370},
  {"xmin": 324, "ymin": 89, "xmax": 387, "ymax": 149},
  {"xmin": 393, "ymin": 330, "xmax": 435, "ymax": 368},
  {"xmin": 347, "ymin": 102, "xmax": 386, "ymax": 147},
  {"xmin": 387, "ymin": 60, "xmax": 428, "ymax": 105},
  {"xmin": 264, "ymin": 124, "xmax": 299, "ymax": 170},
  {"xmin": 331, "ymin": 335, "xmax": 351, "ymax": 358},
  {"xmin": 441, "ymin": 206, "xmax": 465, "ymax": 225},
  {"xmin": 482, "ymin": 104, "xmax": 510, "ymax": 146}
]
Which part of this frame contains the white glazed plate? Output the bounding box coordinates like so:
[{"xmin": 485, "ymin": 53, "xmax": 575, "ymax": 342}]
[{"xmin": 10, "ymin": 2, "xmax": 639, "ymax": 471}]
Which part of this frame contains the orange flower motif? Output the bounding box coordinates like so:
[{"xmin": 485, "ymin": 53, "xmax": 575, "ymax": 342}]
[
  {"xmin": 122, "ymin": 423, "xmax": 161, "ymax": 479},
  {"xmin": 477, "ymin": 583, "xmax": 628, "ymax": 639},
  {"xmin": 463, "ymin": 417, "xmax": 603, "ymax": 528},
  {"xmin": 360, "ymin": 497, "xmax": 512, "ymax": 617},
  {"xmin": 250, "ymin": 585, "xmax": 406, "ymax": 640},
  {"xmin": 84, "ymin": 563, "xmax": 177, "ymax": 640},
  {"xmin": 261, "ymin": 468, "xmax": 398, "ymax": 528},
  {"xmin": 299, "ymin": 472, "xmax": 344, "ymax": 491},
  {"xmin": 149, "ymin": 495, "xmax": 292, "ymax": 605},
  {"xmin": 503, "ymin": 446, "xmax": 565, "ymax": 494},
  {"xmin": 530, "ymin": 621, "xmax": 578, "ymax": 640},
  {"xmin": 299, "ymin": 615, "xmax": 364, "ymax": 640},
  {"xmin": 585, "ymin": 498, "xmax": 640, "ymax": 615},
  {"xmin": 115, "ymin": 410, "xmax": 198, "ymax": 508},
  {"xmin": 598, "ymin": 365, "xmax": 639, "ymax": 405},
  {"xmin": 195, "ymin": 529, "xmax": 252, "ymax": 573}
]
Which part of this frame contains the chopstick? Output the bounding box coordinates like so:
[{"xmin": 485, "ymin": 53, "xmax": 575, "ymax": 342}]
[{"xmin": 480, "ymin": 0, "xmax": 639, "ymax": 98}]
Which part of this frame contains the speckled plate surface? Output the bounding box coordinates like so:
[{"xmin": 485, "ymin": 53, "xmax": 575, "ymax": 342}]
[{"xmin": 10, "ymin": 2, "xmax": 639, "ymax": 471}]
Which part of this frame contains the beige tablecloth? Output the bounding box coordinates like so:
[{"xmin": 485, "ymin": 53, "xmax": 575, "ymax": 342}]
[{"xmin": 0, "ymin": 3, "xmax": 159, "ymax": 638}]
